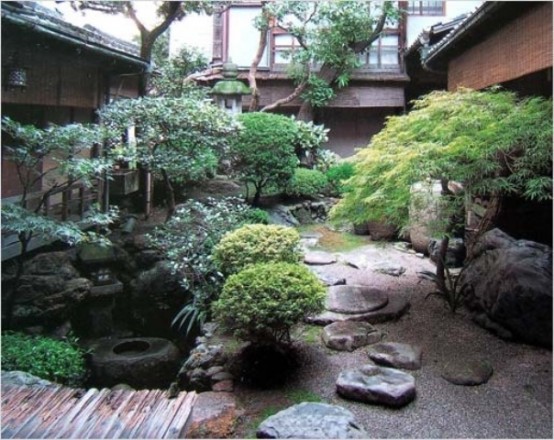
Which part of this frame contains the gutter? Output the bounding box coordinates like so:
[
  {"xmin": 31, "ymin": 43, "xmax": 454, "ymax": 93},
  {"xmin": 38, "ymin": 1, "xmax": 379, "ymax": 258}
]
[{"xmin": 2, "ymin": 12, "xmax": 148, "ymax": 70}]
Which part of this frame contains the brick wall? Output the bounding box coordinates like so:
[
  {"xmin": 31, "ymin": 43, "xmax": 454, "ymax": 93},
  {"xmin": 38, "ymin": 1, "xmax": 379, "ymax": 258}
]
[{"xmin": 448, "ymin": 2, "xmax": 552, "ymax": 90}]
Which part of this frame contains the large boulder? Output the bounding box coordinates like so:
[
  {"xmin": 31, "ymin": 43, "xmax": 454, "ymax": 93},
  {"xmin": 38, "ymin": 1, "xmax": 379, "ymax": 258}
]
[
  {"xmin": 129, "ymin": 261, "xmax": 191, "ymax": 337},
  {"xmin": 256, "ymin": 402, "xmax": 367, "ymax": 438},
  {"xmin": 409, "ymin": 181, "xmax": 443, "ymax": 253},
  {"xmin": 8, "ymin": 252, "xmax": 92, "ymax": 329},
  {"xmin": 460, "ymin": 229, "xmax": 552, "ymax": 347}
]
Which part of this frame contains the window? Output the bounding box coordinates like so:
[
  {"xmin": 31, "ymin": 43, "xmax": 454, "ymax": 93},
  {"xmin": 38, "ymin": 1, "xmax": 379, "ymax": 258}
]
[
  {"xmin": 406, "ymin": 1, "xmax": 444, "ymax": 16},
  {"xmin": 358, "ymin": 33, "xmax": 400, "ymax": 70},
  {"xmin": 272, "ymin": 31, "xmax": 301, "ymax": 67}
]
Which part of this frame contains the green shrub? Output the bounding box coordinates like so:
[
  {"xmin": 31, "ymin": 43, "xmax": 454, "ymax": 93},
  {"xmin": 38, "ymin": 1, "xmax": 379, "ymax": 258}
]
[
  {"xmin": 231, "ymin": 112, "xmax": 299, "ymax": 205},
  {"xmin": 285, "ymin": 168, "xmax": 328, "ymax": 198},
  {"xmin": 213, "ymin": 224, "xmax": 302, "ymax": 275},
  {"xmin": 1, "ymin": 332, "xmax": 87, "ymax": 387},
  {"xmin": 146, "ymin": 197, "xmax": 266, "ymax": 335},
  {"xmin": 212, "ymin": 262, "xmax": 326, "ymax": 344},
  {"xmin": 244, "ymin": 207, "xmax": 270, "ymax": 225},
  {"xmin": 325, "ymin": 161, "xmax": 355, "ymax": 195}
]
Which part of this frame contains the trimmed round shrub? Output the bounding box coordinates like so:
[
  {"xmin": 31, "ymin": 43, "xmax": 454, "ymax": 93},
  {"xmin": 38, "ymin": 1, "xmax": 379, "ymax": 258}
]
[
  {"xmin": 231, "ymin": 112, "xmax": 299, "ymax": 205},
  {"xmin": 212, "ymin": 262, "xmax": 326, "ymax": 344},
  {"xmin": 1, "ymin": 332, "xmax": 88, "ymax": 387},
  {"xmin": 285, "ymin": 168, "xmax": 328, "ymax": 198},
  {"xmin": 325, "ymin": 161, "xmax": 355, "ymax": 195},
  {"xmin": 213, "ymin": 224, "xmax": 302, "ymax": 275}
]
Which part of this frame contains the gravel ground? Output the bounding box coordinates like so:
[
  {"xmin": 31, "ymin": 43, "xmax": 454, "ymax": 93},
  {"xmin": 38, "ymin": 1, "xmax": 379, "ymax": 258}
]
[{"xmin": 233, "ymin": 242, "xmax": 553, "ymax": 439}]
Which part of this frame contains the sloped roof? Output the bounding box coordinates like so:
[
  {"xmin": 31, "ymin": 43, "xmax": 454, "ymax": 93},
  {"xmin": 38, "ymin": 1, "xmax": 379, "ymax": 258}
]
[{"xmin": 1, "ymin": 1, "xmax": 147, "ymax": 69}]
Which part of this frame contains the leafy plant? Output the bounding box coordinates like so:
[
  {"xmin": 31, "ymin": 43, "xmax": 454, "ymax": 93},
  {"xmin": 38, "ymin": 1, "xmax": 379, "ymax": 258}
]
[
  {"xmin": 1, "ymin": 332, "xmax": 88, "ymax": 387},
  {"xmin": 212, "ymin": 262, "xmax": 326, "ymax": 345},
  {"xmin": 99, "ymin": 97, "xmax": 240, "ymax": 218},
  {"xmin": 230, "ymin": 112, "xmax": 299, "ymax": 206},
  {"xmin": 421, "ymin": 258, "xmax": 470, "ymax": 313},
  {"xmin": 212, "ymin": 224, "xmax": 302, "ymax": 275},
  {"xmin": 285, "ymin": 168, "xmax": 328, "ymax": 199},
  {"xmin": 325, "ymin": 161, "xmax": 355, "ymax": 195},
  {"xmin": 146, "ymin": 197, "xmax": 263, "ymax": 335}
]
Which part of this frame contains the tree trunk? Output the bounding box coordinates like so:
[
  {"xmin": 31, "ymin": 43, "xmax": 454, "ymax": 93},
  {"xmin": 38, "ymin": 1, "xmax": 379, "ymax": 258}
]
[
  {"xmin": 161, "ymin": 168, "xmax": 176, "ymax": 221},
  {"xmin": 4, "ymin": 232, "xmax": 32, "ymax": 330},
  {"xmin": 252, "ymin": 185, "xmax": 262, "ymax": 207},
  {"xmin": 248, "ymin": 25, "xmax": 269, "ymax": 111}
]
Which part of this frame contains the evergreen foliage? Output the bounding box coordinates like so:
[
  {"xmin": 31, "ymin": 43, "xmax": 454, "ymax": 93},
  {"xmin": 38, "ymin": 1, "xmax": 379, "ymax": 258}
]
[
  {"xmin": 213, "ymin": 224, "xmax": 302, "ymax": 275},
  {"xmin": 285, "ymin": 168, "xmax": 328, "ymax": 198},
  {"xmin": 212, "ymin": 262, "xmax": 326, "ymax": 345}
]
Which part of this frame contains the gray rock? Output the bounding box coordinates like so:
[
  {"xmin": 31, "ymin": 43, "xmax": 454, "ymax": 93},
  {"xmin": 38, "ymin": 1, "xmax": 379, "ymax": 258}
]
[
  {"xmin": 1, "ymin": 370, "xmax": 56, "ymax": 387},
  {"xmin": 336, "ymin": 365, "xmax": 416, "ymax": 407},
  {"xmin": 460, "ymin": 229, "xmax": 552, "ymax": 347},
  {"xmin": 211, "ymin": 371, "xmax": 234, "ymax": 382},
  {"xmin": 322, "ymin": 321, "xmax": 382, "ymax": 351},
  {"xmin": 304, "ymin": 251, "xmax": 337, "ymax": 265},
  {"xmin": 371, "ymin": 262, "xmax": 406, "ymax": 277},
  {"xmin": 267, "ymin": 204, "xmax": 300, "ymax": 227},
  {"xmin": 409, "ymin": 180, "xmax": 444, "ymax": 253},
  {"xmin": 368, "ymin": 342, "xmax": 422, "ymax": 370},
  {"xmin": 344, "ymin": 255, "xmax": 370, "ymax": 270},
  {"xmin": 308, "ymin": 294, "xmax": 410, "ymax": 326},
  {"xmin": 112, "ymin": 383, "xmax": 135, "ymax": 391},
  {"xmin": 367, "ymin": 220, "xmax": 396, "ymax": 241},
  {"xmin": 441, "ymin": 359, "xmax": 493, "ymax": 386},
  {"xmin": 307, "ymin": 267, "xmax": 346, "ymax": 286},
  {"xmin": 256, "ymin": 402, "xmax": 367, "ymax": 439},
  {"xmin": 428, "ymin": 238, "xmax": 466, "ymax": 268},
  {"xmin": 326, "ymin": 285, "xmax": 388, "ymax": 314}
]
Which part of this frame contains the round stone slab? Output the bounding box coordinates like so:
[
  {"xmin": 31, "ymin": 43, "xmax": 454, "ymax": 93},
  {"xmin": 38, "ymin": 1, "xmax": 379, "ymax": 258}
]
[
  {"xmin": 326, "ymin": 285, "xmax": 388, "ymax": 314},
  {"xmin": 256, "ymin": 402, "xmax": 367, "ymax": 439},
  {"xmin": 336, "ymin": 365, "xmax": 416, "ymax": 407},
  {"xmin": 441, "ymin": 359, "xmax": 493, "ymax": 386},
  {"xmin": 322, "ymin": 321, "xmax": 382, "ymax": 352},
  {"xmin": 368, "ymin": 342, "xmax": 423, "ymax": 370}
]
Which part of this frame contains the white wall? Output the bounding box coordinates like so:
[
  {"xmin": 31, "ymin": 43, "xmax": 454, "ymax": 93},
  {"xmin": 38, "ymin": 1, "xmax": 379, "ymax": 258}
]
[
  {"xmin": 169, "ymin": 13, "xmax": 213, "ymax": 60},
  {"xmin": 406, "ymin": 1, "xmax": 483, "ymax": 47},
  {"xmin": 228, "ymin": 7, "xmax": 269, "ymax": 68}
]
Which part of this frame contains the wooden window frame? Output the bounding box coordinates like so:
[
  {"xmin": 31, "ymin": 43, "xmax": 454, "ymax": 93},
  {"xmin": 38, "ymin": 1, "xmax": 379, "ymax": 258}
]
[{"xmin": 406, "ymin": 1, "xmax": 445, "ymax": 16}]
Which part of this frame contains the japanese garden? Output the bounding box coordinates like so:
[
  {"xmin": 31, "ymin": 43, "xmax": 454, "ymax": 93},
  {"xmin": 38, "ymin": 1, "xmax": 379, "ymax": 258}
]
[{"xmin": 1, "ymin": 1, "xmax": 552, "ymax": 439}]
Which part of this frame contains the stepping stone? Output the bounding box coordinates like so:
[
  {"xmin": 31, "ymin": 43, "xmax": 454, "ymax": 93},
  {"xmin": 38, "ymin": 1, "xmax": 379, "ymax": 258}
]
[
  {"xmin": 368, "ymin": 342, "xmax": 422, "ymax": 370},
  {"xmin": 326, "ymin": 285, "xmax": 388, "ymax": 314},
  {"xmin": 372, "ymin": 262, "xmax": 406, "ymax": 277},
  {"xmin": 344, "ymin": 255, "xmax": 370, "ymax": 270},
  {"xmin": 441, "ymin": 359, "xmax": 493, "ymax": 386},
  {"xmin": 256, "ymin": 402, "xmax": 367, "ymax": 439},
  {"xmin": 308, "ymin": 267, "xmax": 347, "ymax": 286},
  {"xmin": 336, "ymin": 365, "xmax": 416, "ymax": 407},
  {"xmin": 304, "ymin": 251, "xmax": 337, "ymax": 265},
  {"xmin": 322, "ymin": 321, "xmax": 382, "ymax": 351},
  {"xmin": 184, "ymin": 391, "xmax": 238, "ymax": 439},
  {"xmin": 307, "ymin": 294, "xmax": 410, "ymax": 326}
]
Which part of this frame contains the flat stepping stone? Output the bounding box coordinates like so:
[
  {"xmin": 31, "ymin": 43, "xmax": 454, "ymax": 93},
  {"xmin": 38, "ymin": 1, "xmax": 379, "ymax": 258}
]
[
  {"xmin": 326, "ymin": 285, "xmax": 388, "ymax": 314},
  {"xmin": 256, "ymin": 402, "xmax": 367, "ymax": 439},
  {"xmin": 336, "ymin": 365, "xmax": 416, "ymax": 407},
  {"xmin": 307, "ymin": 294, "xmax": 410, "ymax": 326},
  {"xmin": 322, "ymin": 321, "xmax": 382, "ymax": 352},
  {"xmin": 308, "ymin": 267, "xmax": 347, "ymax": 286},
  {"xmin": 368, "ymin": 342, "xmax": 422, "ymax": 370},
  {"xmin": 441, "ymin": 359, "xmax": 493, "ymax": 386},
  {"xmin": 372, "ymin": 262, "xmax": 406, "ymax": 277},
  {"xmin": 304, "ymin": 251, "xmax": 337, "ymax": 265}
]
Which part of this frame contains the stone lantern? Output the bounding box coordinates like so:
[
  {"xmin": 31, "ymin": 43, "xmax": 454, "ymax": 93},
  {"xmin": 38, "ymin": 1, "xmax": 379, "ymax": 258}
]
[{"xmin": 211, "ymin": 60, "xmax": 251, "ymax": 115}]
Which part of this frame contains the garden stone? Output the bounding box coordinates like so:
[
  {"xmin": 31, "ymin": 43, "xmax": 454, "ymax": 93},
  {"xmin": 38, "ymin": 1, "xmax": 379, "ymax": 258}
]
[
  {"xmin": 206, "ymin": 366, "xmax": 224, "ymax": 377},
  {"xmin": 428, "ymin": 238, "xmax": 466, "ymax": 267},
  {"xmin": 211, "ymin": 371, "xmax": 234, "ymax": 382},
  {"xmin": 23, "ymin": 251, "xmax": 79, "ymax": 279},
  {"xmin": 322, "ymin": 321, "xmax": 382, "ymax": 351},
  {"xmin": 368, "ymin": 342, "xmax": 422, "ymax": 370},
  {"xmin": 256, "ymin": 402, "xmax": 367, "ymax": 439},
  {"xmin": 212, "ymin": 380, "xmax": 234, "ymax": 392},
  {"xmin": 336, "ymin": 365, "xmax": 416, "ymax": 407},
  {"xmin": 308, "ymin": 294, "xmax": 410, "ymax": 326},
  {"xmin": 304, "ymin": 251, "xmax": 337, "ymax": 265},
  {"xmin": 185, "ymin": 392, "xmax": 239, "ymax": 439},
  {"xmin": 459, "ymin": 228, "xmax": 552, "ymax": 347},
  {"xmin": 1, "ymin": 370, "xmax": 56, "ymax": 388},
  {"xmin": 372, "ymin": 262, "xmax": 406, "ymax": 277},
  {"xmin": 441, "ymin": 359, "xmax": 493, "ymax": 386},
  {"xmin": 409, "ymin": 180, "xmax": 443, "ymax": 253},
  {"xmin": 267, "ymin": 204, "xmax": 300, "ymax": 227},
  {"xmin": 326, "ymin": 285, "xmax": 388, "ymax": 314},
  {"xmin": 367, "ymin": 220, "xmax": 396, "ymax": 241},
  {"xmin": 307, "ymin": 267, "xmax": 346, "ymax": 286}
]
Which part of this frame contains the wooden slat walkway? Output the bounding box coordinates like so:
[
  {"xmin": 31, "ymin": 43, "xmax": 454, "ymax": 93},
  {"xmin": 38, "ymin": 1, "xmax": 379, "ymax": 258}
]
[{"xmin": 1, "ymin": 384, "xmax": 197, "ymax": 439}]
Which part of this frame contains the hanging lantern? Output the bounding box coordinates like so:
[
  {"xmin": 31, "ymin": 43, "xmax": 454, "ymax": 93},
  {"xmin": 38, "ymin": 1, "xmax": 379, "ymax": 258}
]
[
  {"xmin": 4, "ymin": 55, "xmax": 28, "ymax": 92},
  {"xmin": 211, "ymin": 59, "xmax": 251, "ymax": 115}
]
